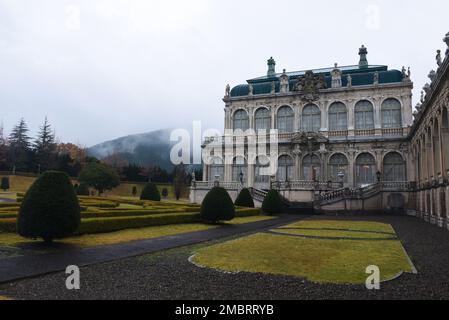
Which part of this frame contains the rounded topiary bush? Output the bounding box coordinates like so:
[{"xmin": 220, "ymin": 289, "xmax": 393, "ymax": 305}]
[
  {"xmin": 235, "ymin": 188, "xmax": 255, "ymax": 208},
  {"xmin": 201, "ymin": 187, "xmax": 235, "ymax": 223},
  {"xmin": 77, "ymin": 183, "xmax": 90, "ymax": 196},
  {"xmin": 17, "ymin": 171, "xmax": 81, "ymax": 243},
  {"xmin": 262, "ymin": 189, "xmax": 283, "ymax": 215},
  {"xmin": 1, "ymin": 177, "xmax": 10, "ymax": 191},
  {"xmin": 140, "ymin": 183, "xmax": 161, "ymax": 201}
]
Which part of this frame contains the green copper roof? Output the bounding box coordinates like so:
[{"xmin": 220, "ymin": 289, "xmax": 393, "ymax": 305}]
[{"xmin": 230, "ymin": 65, "xmax": 404, "ymax": 98}]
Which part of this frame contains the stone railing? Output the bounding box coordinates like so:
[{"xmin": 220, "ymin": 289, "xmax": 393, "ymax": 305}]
[
  {"xmin": 328, "ymin": 130, "xmax": 348, "ymax": 137},
  {"xmin": 382, "ymin": 128, "xmax": 403, "ymax": 136},
  {"xmin": 354, "ymin": 129, "xmax": 375, "ymax": 136},
  {"xmin": 317, "ymin": 181, "xmax": 415, "ymax": 205},
  {"xmin": 248, "ymin": 187, "xmax": 268, "ymax": 203},
  {"xmin": 193, "ymin": 181, "xmax": 242, "ymax": 190},
  {"xmin": 271, "ymin": 180, "xmax": 341, "ymax": 191}
]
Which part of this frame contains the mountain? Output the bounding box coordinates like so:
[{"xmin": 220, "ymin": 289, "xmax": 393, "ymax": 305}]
[{"xmin": 87, "ymin": 129, "xmax": 177, "ymax": 171}]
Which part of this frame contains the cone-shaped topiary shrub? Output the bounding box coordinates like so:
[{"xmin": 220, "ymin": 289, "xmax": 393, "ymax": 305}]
[
  {"xmin": 1, "ymin": 177, "xmax": 10, "ymax": 191},
  {"xmin": 262, "ymin": 189, "xmax": 283, "ymax": 215},
  {"xmin": 17, "ymin": 171, "xmax": 81, "ymax": 244},
  {"xmin": 235, "ymin": 188, "xmax": 255, "ymax": 208},
  {"xmin": 140, "ymin": 183, "xmax": 161, "ymax": 201},
  {"xmin": 201, "ymin": 187, "xmax": 235, "ymax": 223},
  {"xmin": 77, "ymin": 183, "xmax": 90, "ymax": 196}
]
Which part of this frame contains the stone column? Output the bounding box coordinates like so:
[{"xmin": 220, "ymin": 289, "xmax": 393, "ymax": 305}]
[
  {"xmin": 293, "ymin": 105, "xmax": 299, "ymax": 132},
  {"xmin": 374, "ymin": 97, "xmax": 382, "ymax": 134},
  {"xmin": 446, "ymin": 186, "xmax": 449, "ymax": 230},
  {"xmin": 347, "ymin": 99, "xmax": 355, "ymax": 136}
]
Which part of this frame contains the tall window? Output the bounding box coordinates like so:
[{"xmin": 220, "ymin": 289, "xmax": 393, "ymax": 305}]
[
  {"xmin": 209, "ymin": 157, "xmax": 224, "ymax": 181},
  {"xmin": 383, "ymin": 152, "xmax": 405, "ymax": 182},
  {"xmin": 355, "ymin": 153, "xmax": 376, "ymax": 186},
  {"xmin": 233, "ymin": 110, "xmax": 249, "ymax": 131},
  {"xmin": 255, "ymin": 156, "xmax": 270, "ymax": 183},
  {"xmin": 302, "ymin": 104, "xmax": 321, "ymax": 132},
  {"xmin": 328, "ymin": 102, "xmax": 348, "ymax": 131},
  {"xmin": 302, "ymin": 154, "xmax": 321, "ymax": 181},
  {"xmin": 277, "ymin": 155, "xmax": 294, "ymax": 182},
  {"xmin": 381, "ymin": 98, "xmax": 402, "ymax": 128},
  {"xmin": 277, "ymin": 106, "xmax": 294, "ymax": 133},
  {"xmin": 232, "ymin": 157, "xmax": 247, "ymax": 183},
  {"xmin": 355, "ymin": 100, "xmax": 374, "ymax": 130},
  {"xmin": 255, "ymin": 108, "xmax": 271, "ymax": 132},
  {"xmin": 329, "ymin": 153, "xmax": 348, "ymax": 183}
]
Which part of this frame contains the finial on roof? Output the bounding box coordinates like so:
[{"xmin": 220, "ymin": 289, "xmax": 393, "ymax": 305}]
[
  {"xmin": 443, "ymin": 32, "xmax": 449, "ymax": 55},
  {"xmin": 359, "ymin": 45, "xmax": 368, "ymax": 69},
  {"xmin": 267, "ymin": 57, "xmax": 276, "ymax": 77}
]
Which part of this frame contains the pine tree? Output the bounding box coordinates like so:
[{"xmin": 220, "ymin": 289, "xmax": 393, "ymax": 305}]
[
  {"xmin": 173, "ymin": 162, "xmax": 187, "ymax": 201},
  {"xmin": 8, "ymin": 118, "xmax": 32, "ymax": 172},
  {"xmin": 34, "ymin": 117, "xmax": 56, "ymax": 172}
]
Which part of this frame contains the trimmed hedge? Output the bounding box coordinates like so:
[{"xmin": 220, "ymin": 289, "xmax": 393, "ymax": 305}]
[
  {"xmin": 262, "ymin": 189, "xmax": 283, "ymax": 215},
  {"xmin": 0, "ymin": 208, "xmax": 260, "ymax": 234},
  {"xmin": 140, "ymin": 183, "xmax": 161, "ymax": 202},
  {"xmin": 235, "ymin": 188, "xmax": 255, "ymax": 208},
  {"xmin": 79, "ymin": 213, "xmax": 201, "ymax": 234},
  {"xmin": 17, "ymin": 171, "xmax": 81, "ymax": 243},
  {"xmin": 201, "ymin": 187, "xmax": 235, "ymax": 223}
]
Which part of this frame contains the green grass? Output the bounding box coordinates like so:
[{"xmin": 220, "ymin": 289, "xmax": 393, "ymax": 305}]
[
  {"xmin": 192, "ymin": 220, "xmax": 413, "ymax": 284},
  {"xmin": 273, "ymin": 228, "xmax": 396, "ymax": 239}
]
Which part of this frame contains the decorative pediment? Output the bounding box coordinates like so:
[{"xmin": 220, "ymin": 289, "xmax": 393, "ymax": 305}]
[
  {"xmin": 291, "ymin": 132, "xmax": 328, "ymax": 153},
  {"xmin": 293, "ymin": 71, "xmax": 327, "ymax": 102}
]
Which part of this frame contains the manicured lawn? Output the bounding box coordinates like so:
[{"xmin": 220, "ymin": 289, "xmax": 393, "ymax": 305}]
[
  {"xmin": 0, "ymin": 216, "xmax": 275, "ymax": 249},
  {"xmin": 191, "ymin": 220, "xmax": 414, "ymax": 284},
  {"xmin": 274, "ymin": 228, "xmax": 396, "ymax": 239}
]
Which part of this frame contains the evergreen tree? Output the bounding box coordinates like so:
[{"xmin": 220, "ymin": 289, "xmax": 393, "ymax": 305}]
[
  {"xmin": 34, "ymin": 117, "xmax": 56, "ymax": 172},
  {"xmin": 173, "ymin": 162, "xmax": 187, "ymax": 201},
  {"xmin": 8, "ymin": 118, "xmax": 32, "ymax": 172}
]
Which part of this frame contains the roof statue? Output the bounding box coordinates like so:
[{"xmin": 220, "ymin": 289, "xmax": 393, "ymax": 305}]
[
  {"xmin": 436, "ymin": 50, "xmax": 442, "ymax": 67},
  {"xmin": 267, "ymin": 57, "xmax": 276, "ymax": 77},
  {"xmin": 248, "ymin": 83, "xmax": 254, "ymax": 96},
  {"xmin": 347, "ymin": 75, "xmax": 352, "ymax": 87},
  {"xmin": 358, "ymin": 45, "xmax": 368, "ymax": 68},
  {"xmin": 444, "ymin": 32, "xmax": 449, "ymax": 56},
  {"xmin": 373, "ymin": 71, "xmax": 379, "ymax": 85}
]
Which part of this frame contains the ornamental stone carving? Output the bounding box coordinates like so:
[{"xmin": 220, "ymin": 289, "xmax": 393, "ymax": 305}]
[
  {"xmin": 293, "ymin": 71, "xmax": 327, "ymax": 102},
  {"xmin": 291, "ymin": 132, "xmax": 328, "ymax": 153}
]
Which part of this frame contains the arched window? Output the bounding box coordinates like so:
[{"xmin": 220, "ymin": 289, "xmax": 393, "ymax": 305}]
[
  {"xmin": 255, "ymin": 108, "xmax": 271, "ymax": 132},
  {"xmin": 355, "ymin": 100, "xmax": 374, "ymax": 130},
  {"xmin": 381, "ymin": 98, "xmax": 402, "ymax": 128},
  {"xmin": 209, "ymin": 157, "xmax": 224, "ymax": 181},
  {"xmin": 328, "ymin": 102, "xmax": 348, "ymax": 131},
  {"xmin": 383, "ymin": 152, "xmax": 405, "ymax": 182},
  {"xmin": 255, "ymin": 155, "xmax": 270, "ymax": 183},
  {"xmin": 302, "ymin": 154, "xmax": 321, "ymax": 181},
  {"xmin": 233, "ymin": 110, "xmax": 249, "ymax": 131},
  {"xmin": 277, "ymin": 155, "xmax": 294, "ymax": 182},
  {"xmin": 232, "ymin": 156, "xmax": 247, "ymax": 183},
  {"xmin": 355, "ymin": 153, "xmax": 376, "ymax": 186},
  {"xmin": 302, "ymin": 104, "xmax": 321, "ymax": 132},
  {"xmin": 329, "ymin": 153, "xmax": 349, "ymax": 183},
  {"xmin": 277, "ymin": 106, "xmax": 294, "ymax": 133}
]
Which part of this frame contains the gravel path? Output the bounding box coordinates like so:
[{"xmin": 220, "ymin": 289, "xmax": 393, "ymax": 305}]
[{"xmin": 1, "ymin": 215, "xmax": 449, "ymax": 300}]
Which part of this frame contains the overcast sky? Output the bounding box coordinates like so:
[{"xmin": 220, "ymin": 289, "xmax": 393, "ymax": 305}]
[{"xmin": 0, "ymin": 0, "xmax": 447, "ymax": 147}]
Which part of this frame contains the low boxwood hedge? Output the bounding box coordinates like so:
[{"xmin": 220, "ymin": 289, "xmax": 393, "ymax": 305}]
[{"xmin": 0, "ymin": 207, "xmax": 261, "ymax": 234}]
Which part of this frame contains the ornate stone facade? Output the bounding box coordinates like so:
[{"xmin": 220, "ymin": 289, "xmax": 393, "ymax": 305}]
[
  {"xmin": 410, "ymin": 33, "xmax": 449, "ymax": 228},
  {"xmin": 191, "ymin": 40, "xmax": 449, "ymax": 218}
]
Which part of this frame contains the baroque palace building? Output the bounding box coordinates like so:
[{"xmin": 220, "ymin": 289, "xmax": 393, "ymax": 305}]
[{"xmin": 191, "ymin": 32, "xmax": 449, "ymax": 227}]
